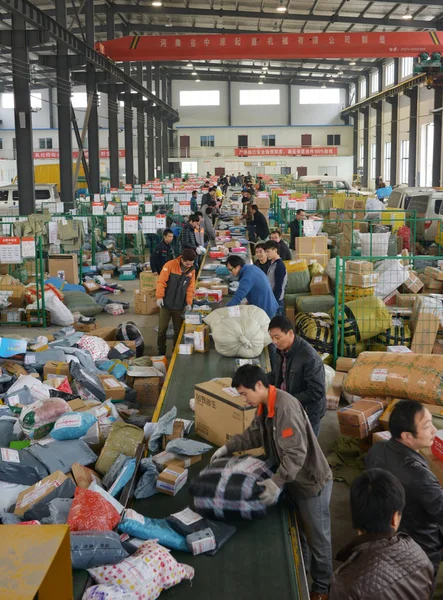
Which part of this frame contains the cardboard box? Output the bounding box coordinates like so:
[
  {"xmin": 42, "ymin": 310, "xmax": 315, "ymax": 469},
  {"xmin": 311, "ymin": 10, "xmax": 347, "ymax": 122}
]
[
  {"xmin": 403, "ymin": 272, "xmax": 424, "ymax": 294},
  {"xmin": 396, "ymin": 294, "xmax": 420, "ymax": 308},
  {"xmin": 43, "ymin": 361, "xmax": 71, "ymax": 382},
  {"xmin": 127, "ymin": 375, "xmax": 163, "ymax": 406},
  {"xmin": 425, "ymin": 266, "xmax": 443, "ymax": 282},
  {"xmin": 338, "ymin": 398, "xmax": 388, "ymax": 438},
  {"xmin": 139, "ymin": 271, "xmax": 158, "ymax": 290},
  {"xmin": 83, "ymin": 281, "xmax": 101, "ymax": 295},
  {"xmin": 156, "ymin": 464, "xmax": 188, "ymax": 496},
  {"xmin": 134, "ymin": 288, "xmax": 159, "ymax": 315},
  {"xmin": 344, "ymin": 272, "xmax": 379, "ymax": 288},
  {"xmin": 386, "ymin": 345, "xmax": 413, "ymax": 353},
  {"xmin": 411, "ymin": 312, "xmax": 440, "ymax": 354},
  {"xmin": 67, "ymin": 399, "xmax": 89, "ymax": 412},
  {"xmin": 0, "ymin": 281, "xmax": 25, "ymax": 308},
  {"xmin": 194, "ymin": 324, "xmax": 210, "ymax": 353},
  {"xmin": 48, "ymin": 254, "xmax": 79, "ymax": 285},
  {"xmin": 373, "ymin": 430, "xmax": 392, "ymax": 443},
  {"xmin": 72, "ymin": 463, "xmax": 102, "ymax": 488},
  {"xmin": 296, "ymin": 253, "xmax": 329, "ymax": 268},
  {"xmin": 90, "ymin": 327, "xmax": 117, "ymax": 341},
  {"xmin": 162, "ymin": 419, "xmax": 185, "ymax": 449},
  {"xmin": 98, "ymin": 373, "xmax": 126, "ymax": 401},
  {"xmin": 211, "ymin": 283, "xmax": 229, "ymax": 296},
  {"xmin": 420, "ymin": 446, "xmax": 443, "ymax": 486},
  {"xmin": 179, "ymin": 344, "xmax": 194, "ymax": 355},
  {"xmin": 335, "ymin": 357, "xmax": 356, "ymax": 373},
  {"xmin": 15, "ymin": 471, "xmax": 70, "ymax": 516},
  {"xmin": 107, "ymin": 340, "xmax": 137, "ymax": 353},
  {"xmin": 152, "ymin": 450, "xmax": 201, "ymax": 471},
  {"xmin": 73, "ymin": 322, "xmax": 97, "ymax": 333},
  {"xmin": 194, "ymin": 377, "xmax": 257, "ymax": 446},
  {"xmin": 295, "ymin": 236, "xmax": 327, "ymax": 255},
  {"xmin": 346, "ymin": 260, "xmax": 373, "ymax": 275},
  {"xmin": 310, "ymin": 274, "xmax": 331, "ymax": 295},
  {"xmin": 418, "ymin": 273, "xmax": 443, "ymax": 292},
  {"xmin": 339, "ymin": 242, "xmax": 352, "ymax": 258},
  {"xmin": 185, "ymin": 313, "xmax": 202, "ymax": 325},
  {"xmin": 254, "ymin": 196, "xmax": 270, "ymax": 209}
]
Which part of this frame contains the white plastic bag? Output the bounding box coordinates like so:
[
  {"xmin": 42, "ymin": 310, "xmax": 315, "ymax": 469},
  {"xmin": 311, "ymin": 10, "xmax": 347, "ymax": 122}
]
[
  {"xmin": 36, "ymin": 291, "xmax": 74, "ymax": 326},
  {"xmin": 374, "ymin": 259, "xmax": 409, "ymax": 299},
  {"xmin": 359, "ymin": 231, "xmax": 390, "ymax": 258},
  {"xmin": 324, "ymin": 365, "xmax": 335, "ymax": 391},
  {"xmin": 204, "ymin": 305, "xmax": 272, "ymax": 358}
]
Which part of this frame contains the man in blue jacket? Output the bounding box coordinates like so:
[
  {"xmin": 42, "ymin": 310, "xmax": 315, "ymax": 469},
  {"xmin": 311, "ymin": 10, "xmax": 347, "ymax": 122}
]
[{"xmin": 226, "ymin": 255, "xmax": 278, "ymax": 318}]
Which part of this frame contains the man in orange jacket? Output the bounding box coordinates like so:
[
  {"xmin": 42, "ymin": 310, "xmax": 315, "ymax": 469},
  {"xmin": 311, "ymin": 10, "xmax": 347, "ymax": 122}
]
[{"xmin": 155, "ymin": 249, "xmax": 196, "ymax": 355}]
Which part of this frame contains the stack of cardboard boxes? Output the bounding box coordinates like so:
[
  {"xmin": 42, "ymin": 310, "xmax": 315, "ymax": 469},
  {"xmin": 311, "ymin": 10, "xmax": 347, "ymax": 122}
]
[
  {"xmin": 295, "ymin": 236, "xmax": 329, "ymax": 268},
  {"xmin": 340, "ymin": 198, "xmax": 366, "ymax": 257},
  {"xmin": 254, "ymin": 194, "xmax": 270, "ymax": 222},
  {"xmin": 134, "ymin": 271, "xmax": 159, "ymax": 316}
]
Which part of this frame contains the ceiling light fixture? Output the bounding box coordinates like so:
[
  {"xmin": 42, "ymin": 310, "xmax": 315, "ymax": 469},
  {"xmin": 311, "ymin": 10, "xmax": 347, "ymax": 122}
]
[
  {"xmin": 195, "ymin": 78, "xmax": 201, "ymax": 82},
  {"xmin": 276, "ymin": 0, "xmax": 287, "ymax": 12},
  {"xmin": 349, "ymin": 60, "xmax": 356, "ymax": 66},
  {"xmin": 192, "ymin": 71, "xmax": 197, "ymax": 75},
  {"xmin": 338, "ymin": 70, "xmax": 344, "ymax": 75},
  {"xmin": 258, "ymin": 80, "xmax": 264, "ymax": 85},
  {"xmin": 402, "ymin": 7, "xmax": 413, "ymax": 20},
  {"xmin": 165, "ymin": 17, "xmax": 173, "ymax": 27},
  {"xmin": 321, "ymin": 84, "xmax": 326, "ymax": 88},
  {"xmin": 151, "ymin": 1, "xmax": 162, "ymax": 6},
  {"xmin": 260, "ymin": 74, "xmax": 266, "ymax": 78},
  {"xmin": 187, "ymin": 62, "xmax": 193, "ymax": 68}
]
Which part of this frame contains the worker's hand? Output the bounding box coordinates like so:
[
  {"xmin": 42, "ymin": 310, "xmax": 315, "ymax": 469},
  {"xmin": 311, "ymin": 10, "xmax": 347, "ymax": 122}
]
[
  {"xmin": 198, "ymin": 245, "xmax": 206, "ymax": 255},
  {"xmin": 185, "ymin": 305, "xmax": 192, "ymax": 312},
  {"xmin": 210, "ymin": 445, "xmax": 228, "ymax": 464},
  {"xmin": 196, "ymin": 246, "xmax": 203, "ymax": 255},
  {"xmin": 156, "ymin": 298, "xmax": 164, "ymax": 308},
  {"xmin": 257, "ymin": 478, "xmax": 282, "ymax": 506}
]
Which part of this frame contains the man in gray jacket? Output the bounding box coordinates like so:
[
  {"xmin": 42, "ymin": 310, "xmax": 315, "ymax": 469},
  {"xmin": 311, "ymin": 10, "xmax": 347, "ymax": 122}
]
[
  {"xmin": 212, "ymin": 364, "xmax": 333, "ymax": 600},
  {"xmin": 268, "ymin": 315, "xmax": 326, "ymax": 436}
]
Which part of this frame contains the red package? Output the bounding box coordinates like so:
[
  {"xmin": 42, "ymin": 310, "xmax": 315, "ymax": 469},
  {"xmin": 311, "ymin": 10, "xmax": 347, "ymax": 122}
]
[
  {"xmin": 57, "ymin": 377, "xmax": 73, "ymax": 395},
  {"xmin": 67, "ymin": 487, "xmax": 120, "ymax": 531},
  {"xmin": 18, "ymin": 520, "xmax": 41, "ymax": 525}
]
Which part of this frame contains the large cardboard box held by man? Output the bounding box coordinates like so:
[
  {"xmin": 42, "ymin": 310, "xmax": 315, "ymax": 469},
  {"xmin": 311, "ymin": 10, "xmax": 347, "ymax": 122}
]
[{"xmin": 194, "ymin": 377, "xmax": 256, "ymax": 447}]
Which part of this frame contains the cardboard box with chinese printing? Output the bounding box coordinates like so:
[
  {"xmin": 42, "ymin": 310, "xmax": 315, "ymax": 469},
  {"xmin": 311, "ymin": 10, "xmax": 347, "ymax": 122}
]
[
  {"xmin": 43, "ymin": 360, "xmax": 72, "ymax": 382},
  {"xmin": 98, "ymin": 373, "xmax": 126, "ymax": 401},
  {"xmin": 310, "ymin": 274, "xmax": 330, "ymax": 296},
  {"xmin": 126, "ymin": 371, "xmax": 163, "ymax": 407},
  {"xmin": 295, "ymin": 236, "xmax": 327, "ymax": 255},
  {"xmin": 194, "ymin": 377, "xmax": 256, "ymax": 447},
  {"xmin": 0, "ymin": 525, "xmax": 72, "ymax": 600},
  {"xmin": 139, "ymin": 271, "xmax": 158, "ymax": 290},
  {"xmin": 134, "ymin": 288, "xmax": 159, "ymax": 315},
  {"xmin": 48, "ymin": 253, "xmax": 79, "ymax": 284}
]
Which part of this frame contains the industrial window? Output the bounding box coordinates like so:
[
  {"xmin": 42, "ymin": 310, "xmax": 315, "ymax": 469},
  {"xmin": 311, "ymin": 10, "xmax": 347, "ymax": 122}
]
[
  {"xmin": 262, "ymin": 134, "xmax": 276, "ymax": 147},
  {"xmin": 384, "ymin": 142, "xmax": 391, "ymax": 181},
  {"xmin": 1, "ymin": 92, "xmax": 42, "ymax": 109},
  {"xmin": 385, "ymin": 62, "xmax": 395, "ymax": 87},
  {"xmin": 239, "ymin": 89, "xmax": 280, "ymax": 105},
  {"xmin": 179, "ymin": 90, "xmax": 220, "ymax": 107},
  {"xmin": 299, "ymin": 88, "xmax": 340, "ymax": 104},
  {"xmin": 402, "ymin": 57, "xmax": 414, "ymax": 78},
  {"xmin": 420, "ymin": 122, "xmax": 434, "ymax": 187},
  {"xmin": 371, "ymin": 143, "xmax": 376, "ymax": 182},
  {"xmin": 349, "ymin": 84, "xmax": 356, "ymax": 105},
  {"xmin": 200, "ymin": 135, "xmax": 215, "ymax": 147},
  {"xmin": 0, "ymin": 139, "xmax": 3, "ymax": 150},
  {"xmin": 359, "ymin": 144, "xmax": 364, "ymax": 168},
  {"xmin": 71, "ymin": 92, "xmax": 101, "ymax": 108},
  {"xmin": 359, "ymin": 78, "xmax": 367, "ymax": 99},
  {"xmin": 39, "ymin": 138, "xmax": 53, "ymax": 150},
  {"xmin": 181, "ymin": 161, "xmax": 198, "ymax": 174},
  {"xmin": 401, "ymin": 140, "xmax": 409, "ymax": 184},
  {"xmin": 327, "ymin": 134, "xmax": 341, "ymax": 146},
  {"xmin": 371, "ymin": 71, "xmax": 379, "ymax": 94}
]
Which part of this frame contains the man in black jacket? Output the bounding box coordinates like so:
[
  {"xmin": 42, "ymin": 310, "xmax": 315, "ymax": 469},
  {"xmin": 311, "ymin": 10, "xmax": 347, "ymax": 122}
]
[
  {"xmin": 289, "ymin": 209, "xmax": 306, "ymax": 250},
  {"xmin": 201, "ymin": 186, "xmax": 216, "ymax": 207},
  {"xmin": 330, "ymin": 468, "xmax": 434, "ymax": 600},
  {"xmin": 149, "ymin": 229, "xmax": 174, "ymax": 275},
  {"xmin": 268, "ymin": 315, "xmax": 326, "ymax": 436},
  {"xmin": 270, "ymin": 230, "xmax": 292, "ymax": 261},
  {"xmin": 251, "ymin": 204, "xmax": 270, "ymax": 241},
  {"xmin": 366, "ymin": 399, "xmax": 442, "ymax": 579}
]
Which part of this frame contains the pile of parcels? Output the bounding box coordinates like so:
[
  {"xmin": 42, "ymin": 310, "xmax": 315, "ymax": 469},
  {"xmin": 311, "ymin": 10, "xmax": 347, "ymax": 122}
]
[
  {"xmin": 329, "ymin": 351, "xmax": 443, "ymax": 485},
  {"xmin": 0, "ymin": 347, "xmax": 275, "ymax": 599}
]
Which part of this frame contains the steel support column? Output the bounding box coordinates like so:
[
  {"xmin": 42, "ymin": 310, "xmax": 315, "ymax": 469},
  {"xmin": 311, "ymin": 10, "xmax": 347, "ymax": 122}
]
[
  {"xmin": 388, "ymin": 96, "xmax": 398, "ymax": 186},
  {"xmin": 406, "ymin": 87, "xmax": 418, "ymax": 187},
  {"xmin": 11, "ymin": 13, "xmax": 34, "ymax": 215},
  {"xmin": 56, "ymin": 0, "xmax": 73, "ymax": 208},
  {"xmin": 162, "ymin": 73, "xmax": 169, "ymax": 176},
  {"xmin": 146, "ymin": 63, "xmax": 155, "ymax": 180},
  {"xmin": 106, "ymin": 5, "xmax": 119, "ymax": 189},
  {"xmin": 361, "ymin": 107, "xmax": 369, "ymax": 188},
  {"xmin": 136, "ymin": 62, "xmax": 146, "ymax": 184},
  {"xmin": 374, "ymin": 101, "xmax": 382, "ymax": 184},
  {"xmin": 227, "ymin": 78, "xmax": 232, "ymax": 127},
  {"xmin": 155, "ymin": 64, "xmax": 162, "ymax": 177},
  {"xmin": 353, "ymin": 113, "xmax": 358, "ymax": 177},
  {"xmin": 124, "ymin": 52, "xmax": 134, "ymax": 185},
  {"xmin": 85, "ymin": 0, "xmax": 100, "ymax": 194},
  {"xmin": 433, "ymin": 87, "xmax": 443, "ymax": 188}
]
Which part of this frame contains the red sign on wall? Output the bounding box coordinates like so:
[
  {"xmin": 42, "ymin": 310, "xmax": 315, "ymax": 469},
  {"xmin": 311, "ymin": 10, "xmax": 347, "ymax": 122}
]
[
  {"xmin": 98, "ymin": 31, "xmax": 443, "ymax": 62},
  {"xmin": 235, "ymin": 147, "xmax": 338, "ymax": 157},
  {"xmin": 33, "ymin": 149, "xmax": 126, "ymax": 160}
]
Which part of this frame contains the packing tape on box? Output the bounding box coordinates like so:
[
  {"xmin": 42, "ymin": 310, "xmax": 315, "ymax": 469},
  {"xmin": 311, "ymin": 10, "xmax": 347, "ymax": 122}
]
[{"xmin": 342, "ymin": 399, "xmax": 385, "ymax": 434}]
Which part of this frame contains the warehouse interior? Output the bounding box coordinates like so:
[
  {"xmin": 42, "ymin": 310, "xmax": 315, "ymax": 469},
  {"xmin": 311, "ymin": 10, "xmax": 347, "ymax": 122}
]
[{"xmin": 1, "ymin": 0, "xmax": 443, "ymax": 599}]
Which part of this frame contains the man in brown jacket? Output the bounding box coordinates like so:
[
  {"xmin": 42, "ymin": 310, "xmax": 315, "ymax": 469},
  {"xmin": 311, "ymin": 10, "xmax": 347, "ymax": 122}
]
[
  {"xmin": 330, "ymin": 468, "xmax": 434, "ymax": 600},
  {"xmin": 211, "ymin": 364, "xmax": 333, "ymax": 600}
]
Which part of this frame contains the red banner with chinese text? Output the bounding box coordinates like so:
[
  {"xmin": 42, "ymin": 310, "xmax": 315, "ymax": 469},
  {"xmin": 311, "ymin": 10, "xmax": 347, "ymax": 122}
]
[
  {"xmin": 33, "ymin": 150, "xmax": 126, "ymax": 160},
  {"xmin": 98, "ymin": 31, "xmax": 443, "ymax": 62},
  {"xmin": 234, "ymin": 147, "xmax": 338, "ymax": 157}
]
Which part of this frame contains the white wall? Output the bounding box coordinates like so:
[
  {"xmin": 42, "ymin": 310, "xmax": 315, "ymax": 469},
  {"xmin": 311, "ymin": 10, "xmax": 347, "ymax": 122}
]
[
  {"xmin": 171, "ymin": 80, "xmax": 228, "ymax": 127},
  {"xmin": 291, "ymin": 86, "xmax": 347, "ymax": 126}
]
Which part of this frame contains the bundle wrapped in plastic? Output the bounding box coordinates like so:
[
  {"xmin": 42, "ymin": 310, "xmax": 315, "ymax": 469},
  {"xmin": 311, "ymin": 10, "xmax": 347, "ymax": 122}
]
[
  {"xmin": 85, "ymin": 540, "xmax": 194, "ymax": 600},
  {"xmin": 118, "ymin": 509, "xmax": 188, "ymax": 552},
  {"xmin": 294, "ymin": 312, "xmax": 334, "ymax": 355},
  {"xmin": 337, "ymin": 284, "xmax": 374, "ymax": 303},
  {"xmin": 189, "ymin": 455, "xmax": 273, "ymax": 520},
  {"xmin": 344, "ymin": 351, "xmax": 443, "ymax": 405},
  {"xmin": 20, "ymin": 398, "xmax": 70, "ymax": 439},
  {"xmin": 329, "ymin": 296, "xmax": 392, "ymax": 345},
  {"xmin": 167, "ymin": 507, "xmax": 236, "ymax": 555},
  {"xmin": 368, "ymin": 318, "xmax": 411, "ymax": 351}
]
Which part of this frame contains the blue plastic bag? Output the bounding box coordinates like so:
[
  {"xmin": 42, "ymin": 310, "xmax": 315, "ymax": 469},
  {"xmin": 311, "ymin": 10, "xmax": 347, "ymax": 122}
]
[
  {"xmin": 97, "ymin": 360, "xmax": 127, "ymax": 380},
  {"xmin": 51, "ymin": 412, "xmax": 97, "ymax": 441},
  {"xmin": 108, "ymin": 458, "xmax": 136, "ymax": 497},
  {"xmin": 376, "ymin": 185, "xmax": 393, "ymax": 200},
  {"xmin": 118, "ymin": 511, "xmax": 189, "ymax": 552}
]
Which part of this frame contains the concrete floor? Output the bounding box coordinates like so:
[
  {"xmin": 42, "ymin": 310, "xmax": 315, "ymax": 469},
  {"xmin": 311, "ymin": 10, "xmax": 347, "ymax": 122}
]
[{"xmin": 6, "ymin": 276, "xmax": 443, "ymax": 595}]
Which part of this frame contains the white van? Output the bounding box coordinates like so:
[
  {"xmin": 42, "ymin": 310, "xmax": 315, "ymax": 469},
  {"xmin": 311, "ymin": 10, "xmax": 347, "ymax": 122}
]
[
  {"xmin": 386, "ymin": 185, "xmax": 443, "ymax": 242},
  {"xmin": 0, "ymin": 184, "xmax": 60, "ymax": 214},
  {"xmin": 298, "ymin": 176, "xmax": 371, "ymax": 196}
]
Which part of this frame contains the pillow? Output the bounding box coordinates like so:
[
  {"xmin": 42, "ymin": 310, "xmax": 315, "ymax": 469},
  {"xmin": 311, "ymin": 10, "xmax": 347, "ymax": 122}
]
[{"xmin": 62, "ymin": 291, "xmax": 103, "ymax": 317}]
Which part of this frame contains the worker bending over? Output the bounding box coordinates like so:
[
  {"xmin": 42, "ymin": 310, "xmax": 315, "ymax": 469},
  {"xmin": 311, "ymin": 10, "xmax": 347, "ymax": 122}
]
[{"xmin": 212, "ymin": 365, "xmax": 333, "ymax": 600}]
